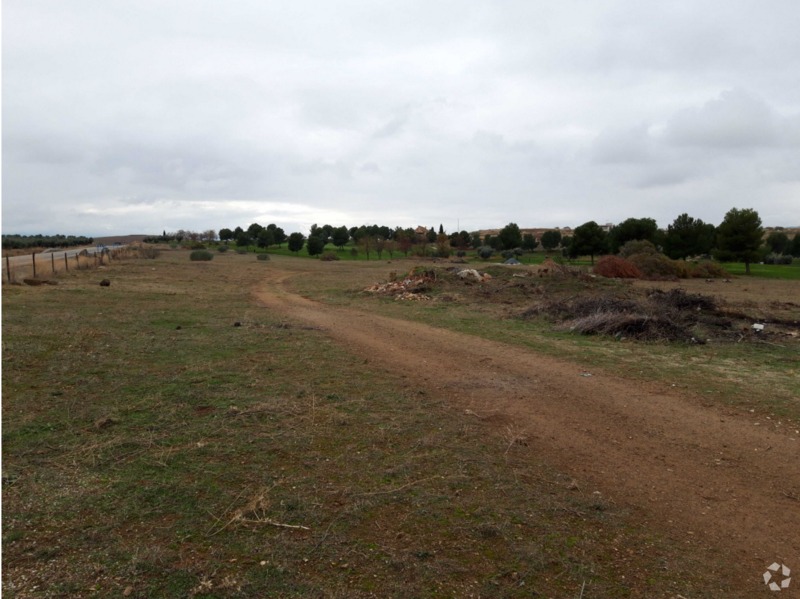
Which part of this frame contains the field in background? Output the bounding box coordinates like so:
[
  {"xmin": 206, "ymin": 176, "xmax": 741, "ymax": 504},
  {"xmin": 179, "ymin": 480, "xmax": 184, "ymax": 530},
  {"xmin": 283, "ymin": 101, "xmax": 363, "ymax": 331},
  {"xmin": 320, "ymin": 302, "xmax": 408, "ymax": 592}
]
[
  {"xmin": 2, "ymin": 251, "xmax": 740, "ymax": 598},
  {"xmin": 197, "ymin": 240, "xmax": 800, "ymax": 280}
]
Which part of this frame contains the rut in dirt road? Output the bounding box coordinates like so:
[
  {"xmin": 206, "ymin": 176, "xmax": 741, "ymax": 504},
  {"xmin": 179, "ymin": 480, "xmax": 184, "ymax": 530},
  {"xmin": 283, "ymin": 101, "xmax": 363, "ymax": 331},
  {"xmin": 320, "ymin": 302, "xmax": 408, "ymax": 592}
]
[{"xmin": 254, "ymin": 269, "xmax": 800, "ymax": 590}]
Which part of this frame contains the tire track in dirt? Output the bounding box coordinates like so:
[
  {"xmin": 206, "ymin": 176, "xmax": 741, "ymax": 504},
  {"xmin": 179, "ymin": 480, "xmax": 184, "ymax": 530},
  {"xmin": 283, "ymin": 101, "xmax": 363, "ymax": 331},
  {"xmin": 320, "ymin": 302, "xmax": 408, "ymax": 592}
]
[{"xmin": 254, "ymin": 269, "xmax": 800, "ymax": 592}]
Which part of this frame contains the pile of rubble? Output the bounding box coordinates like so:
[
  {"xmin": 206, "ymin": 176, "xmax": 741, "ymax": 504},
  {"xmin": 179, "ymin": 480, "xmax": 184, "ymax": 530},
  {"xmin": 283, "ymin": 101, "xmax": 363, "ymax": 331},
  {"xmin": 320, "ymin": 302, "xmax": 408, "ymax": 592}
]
[
  {"xmin": 363, "ymin": 268, "xmax": 437, "ymax": 298},
  {"xmin": 455, "ymin": 269, "xmax": 492, "ymax": 283}
]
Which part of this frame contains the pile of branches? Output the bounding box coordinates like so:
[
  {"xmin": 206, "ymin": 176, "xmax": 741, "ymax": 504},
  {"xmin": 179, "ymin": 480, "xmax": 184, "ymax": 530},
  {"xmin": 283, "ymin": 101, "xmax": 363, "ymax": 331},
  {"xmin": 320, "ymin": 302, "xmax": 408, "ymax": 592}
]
[
  {"xmin": 521, "ymin": 289, "xmax": 718, "ymax": 342},
  {"xmin": 646, "ymin": 288, "xmax": 717, "ymax": 312}
]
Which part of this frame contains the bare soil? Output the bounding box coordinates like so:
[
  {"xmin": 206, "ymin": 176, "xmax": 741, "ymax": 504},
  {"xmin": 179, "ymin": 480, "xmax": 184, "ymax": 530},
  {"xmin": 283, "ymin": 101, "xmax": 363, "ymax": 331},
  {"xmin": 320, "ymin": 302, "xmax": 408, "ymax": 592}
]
[{"xmin": 255, "ymin": 263, "xmax": 800, "ymax": 593}]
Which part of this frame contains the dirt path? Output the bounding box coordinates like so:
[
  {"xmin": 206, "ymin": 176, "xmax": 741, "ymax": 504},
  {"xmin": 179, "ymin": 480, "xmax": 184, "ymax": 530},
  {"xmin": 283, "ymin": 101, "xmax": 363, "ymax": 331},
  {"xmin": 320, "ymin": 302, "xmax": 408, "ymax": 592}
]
[{"xmin": 254, "ymin": 267, "xmax": 800, "ymax": 592}]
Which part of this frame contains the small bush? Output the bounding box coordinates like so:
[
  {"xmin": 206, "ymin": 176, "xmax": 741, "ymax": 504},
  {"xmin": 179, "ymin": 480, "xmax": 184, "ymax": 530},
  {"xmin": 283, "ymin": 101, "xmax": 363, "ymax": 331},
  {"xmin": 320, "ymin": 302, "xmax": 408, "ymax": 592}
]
[
  {"xmin": 456, "ymin": 250, "xmax": 466, "ymax": 258},
  {"xmin": 189, "ymin": 250, "xmax": 213, "ymax": 261},
  {"xmin": 217, "ymin": 245, "xmax": 228, "ymax": 253},
  {"xmin": 256, "ymin": 253, "xmax": 270, "ymax": 261},
  {"xmin": 139, "ymin": 247, "xmax": 160, "ymax": 259},
  {"xmin": 320, "ymin": 252, "xmax": 340, "ymax": 261},
  {"xmin": 619, "ymin": 240, "xmax": 657, "ymax": 258},
  {"xmin": 593, "ymin": 255, "xmax": 642, "ymax": 279},
  {"xmin": 764, "ymin": 253, "xmax": 793, "ymax": 265},
  {"xmin": 629, "ymin": 252, "xmax": 691, "ymax": 279},
  {"xmin": 191, "ymin": 242, "xmax": 206, "ymax": 250},
  {"xmin": 236, "ymin": 249, "xmax": 247, "ymax": 255},
  {"xmin": 692, "ymin": 261, "xmax": 729, "ymax": 278}
]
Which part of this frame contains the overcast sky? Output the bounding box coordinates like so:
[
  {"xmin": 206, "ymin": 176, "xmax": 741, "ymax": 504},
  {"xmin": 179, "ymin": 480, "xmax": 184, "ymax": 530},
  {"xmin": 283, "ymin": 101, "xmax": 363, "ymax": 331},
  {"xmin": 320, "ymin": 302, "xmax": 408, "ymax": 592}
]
[{"xmin": 3, "ymin": 0, "xmax": 799, "ymax": 236}]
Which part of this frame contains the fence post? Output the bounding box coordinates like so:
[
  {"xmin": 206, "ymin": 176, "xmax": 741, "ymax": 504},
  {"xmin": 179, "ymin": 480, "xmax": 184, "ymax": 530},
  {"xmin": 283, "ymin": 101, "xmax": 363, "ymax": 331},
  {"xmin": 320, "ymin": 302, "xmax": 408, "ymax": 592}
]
[
  {"xmin": 94, "ymin": 253, "xmax": 98, "ymax": 268},
  {"xmin": 65, "ymin": 252, "xmax": 69, "ymax": 272},
  {"xmin": 6, "ymin": 256, "xmax": 10, "ymax": 283},
  {"xmin": 75, "ymin": 254, "xmax": 79, "ymax": 268},
  {"xmin": 52, "ymin": 253, "xmax": 55, "ymax": 274},
  {"xmin": 32, "ymin": 253, "xmax": 37, "ymax": 278}
]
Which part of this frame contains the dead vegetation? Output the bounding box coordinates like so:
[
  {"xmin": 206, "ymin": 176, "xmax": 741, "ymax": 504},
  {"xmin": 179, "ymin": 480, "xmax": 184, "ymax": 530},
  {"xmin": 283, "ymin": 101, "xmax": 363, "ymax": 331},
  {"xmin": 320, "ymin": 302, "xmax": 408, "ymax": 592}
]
[{"xmin": 362, "ymin": 264, "xmax": 797, "ymax": 344}]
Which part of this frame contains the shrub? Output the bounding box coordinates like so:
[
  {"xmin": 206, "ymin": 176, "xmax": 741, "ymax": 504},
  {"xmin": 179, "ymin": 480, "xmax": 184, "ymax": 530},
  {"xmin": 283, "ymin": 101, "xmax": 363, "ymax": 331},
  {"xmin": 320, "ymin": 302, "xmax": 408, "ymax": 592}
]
[
  {"xmin": 764, "ymin": 253, "xmax": 793, "ymax": 265},
  {"xmin": 456, "ymin": 250, "xmax": 466, "ymax": 258},
  {"xmin": 691, "ymin": 261, "xmax": 729, "ymax": 278},
  {"xmin": 139, "ymin": 247, "xmax": 160, "ymax": 259},
  {"xmin": 478, "ymin": 246, "xmax": 494, "ymax": 261},
  {"xmin": 320, "ymin": 252, "xmax": 340, "ymax": 261},
  {"xmin": 190, "ymin": 250, "xmax": 213, "ymax": 261},
  {"xmin": 592, "ymin": 255, "xmax": 642, "ymax": 278},
  {"xmin": 350, "ymin": 248, "xmax": 359, "ymax": 258},
  {"xmin": 629, "ymin": 252, "xmax": 691, "ymax": 279},
  {"xmin": 619, "ymin": 239, "xmax": 657, "ymax": 258},
  {"xmin": 191, "ymin": 242, "xmax": 206, "ymax": 250},
  {"xmin": 217, "ymin": 246, "xmax": 228, "ymax": 253},
  {"xmin": 236, "ymin": 249, "xmax": 247, "ymax": 255},
  {"xmin": 256, "ymin": 253, "xmax": 270, "ymax": 261},
  {"xmin": 501, "ymin": 250, "xmax": 514, "ymax": 260}
]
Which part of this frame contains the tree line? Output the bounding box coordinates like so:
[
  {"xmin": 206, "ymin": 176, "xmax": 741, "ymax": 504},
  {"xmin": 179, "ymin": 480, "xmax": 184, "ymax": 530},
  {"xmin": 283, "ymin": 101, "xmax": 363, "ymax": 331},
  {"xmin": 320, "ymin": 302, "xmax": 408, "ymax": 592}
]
[
  {"xmin": 158, "ymin": 208, "xmax": 797, "ymax": 273},
  {"xmin": 2, "ymin": 234, "xmax": 94, "ymax": 249},
  {"xmin": 561, "ymin": 208, "xmax": 797, "ymax": 274}
]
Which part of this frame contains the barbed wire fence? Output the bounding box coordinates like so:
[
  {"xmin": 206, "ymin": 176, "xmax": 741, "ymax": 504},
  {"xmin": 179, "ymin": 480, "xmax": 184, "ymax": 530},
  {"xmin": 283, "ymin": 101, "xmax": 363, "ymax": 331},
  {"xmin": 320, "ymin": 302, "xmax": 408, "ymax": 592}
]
[{"xmin": 2, "ymin": 245, "xmax": 139, "ymax": 284}]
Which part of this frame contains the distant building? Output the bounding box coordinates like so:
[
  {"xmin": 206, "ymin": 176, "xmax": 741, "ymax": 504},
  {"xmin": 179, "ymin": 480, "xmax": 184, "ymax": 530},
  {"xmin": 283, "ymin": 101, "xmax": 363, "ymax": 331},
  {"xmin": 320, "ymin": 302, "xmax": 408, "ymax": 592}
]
[
  {"xmin": 601, "ymin": 222, "xmax": 613, "ymax": 232},
  {"xmin": 414, "ymin": 226, "xmax": 429, "ymax": 241}
]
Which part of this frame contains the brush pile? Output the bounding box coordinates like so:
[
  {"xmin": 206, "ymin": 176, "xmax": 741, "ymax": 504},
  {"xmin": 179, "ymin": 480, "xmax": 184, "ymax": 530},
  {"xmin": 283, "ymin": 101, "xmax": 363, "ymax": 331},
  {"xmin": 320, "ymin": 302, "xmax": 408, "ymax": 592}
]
[
  {"xmin": 592, "ymin": 255, "xmax": 643, "ymax": 279},
  {"xmin": 521, "ymin": 289, "xmax": 720, "ymax": 342}
]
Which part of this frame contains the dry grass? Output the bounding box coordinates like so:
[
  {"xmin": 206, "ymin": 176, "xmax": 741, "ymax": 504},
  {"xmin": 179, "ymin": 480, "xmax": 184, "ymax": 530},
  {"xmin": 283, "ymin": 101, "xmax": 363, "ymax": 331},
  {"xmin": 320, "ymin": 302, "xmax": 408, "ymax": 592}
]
[{"xmin": 3, "ymin": 252, "xmax": 736, "ymax": 597}]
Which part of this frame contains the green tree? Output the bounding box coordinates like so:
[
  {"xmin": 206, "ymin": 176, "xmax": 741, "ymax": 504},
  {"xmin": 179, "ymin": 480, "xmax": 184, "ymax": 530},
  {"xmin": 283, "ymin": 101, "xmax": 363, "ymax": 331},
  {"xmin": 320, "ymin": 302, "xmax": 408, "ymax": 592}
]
[
  {"xmin": 478, "ymin": 246, "xmax": 494, "ymax": 261},
  {"xmin": 306, "ymin": 235, "xmax": 325, "ymax": 257},
  {"xmin": 272, "ymin": 227, "xmax": 286, "ymax": 248},
  {"xmin": 608, "ymin": 218, "xmax": 660, "ymax": 254},
  {"xmin": 247, "ymin": 223, "xmax": 264, "ymax": 239},
  {"xmin": 219, "ymin": 228, "xmax": 234, "ymax": 243},
  {"xmin": 470, "ymin": 233, "xmax": 482, "ymax": 250},
  {"xmin": 713, "ymin": 208, "xmax": 763, "ymax": 275},
  {"xmin": 426, "ymin": 228, "xmax": 437, "ymax": 243},
  {"xmin": 439, "ymin": 224, "xmax": 444, "ymax": 234},
  {"xmin": 789, "ymin": 235, "xmax": 800, "ymax": 257},
  {"xmin": 287, "ymin": 232, "xmax": 305, "ymax": 254},
  {"xmin": 663, "ymin": 213, "xmax": 716, "ymax": 260},
  {"xmin": 540, "ymin": 230, "xmax": 561, "ymax": 251},
  {"xmin": 235, "ymin": 232, "xmax": 251, "ymax": 247},
  {"xmin": 522, "ymin": 233, "xmax": 539, "ymax": 252},
  {"xmin": 569, "ymin": 221, "xmax": 608, "ymax": 264},
  {"xmin": 766, "ymin": 231, "xmax": 790, "ymax": 254},
  {"xmin": 332, "ymin": 226, "xmax": 350, "ymax": 250},
  {"xmin": 497, "ymin": 223, "xmax": 523, "ymax": 250},
  {"xmin": 257, "ymin": 229, "xmax": 274, "ymax": 249}
]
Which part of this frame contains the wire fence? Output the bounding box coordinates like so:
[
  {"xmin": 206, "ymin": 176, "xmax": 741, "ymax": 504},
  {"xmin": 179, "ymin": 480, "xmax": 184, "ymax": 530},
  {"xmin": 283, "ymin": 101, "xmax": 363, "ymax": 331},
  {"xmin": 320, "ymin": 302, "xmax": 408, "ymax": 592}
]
[{"xmin": 2, "ymin": 246, "xmax": 138, "ymax": 284}]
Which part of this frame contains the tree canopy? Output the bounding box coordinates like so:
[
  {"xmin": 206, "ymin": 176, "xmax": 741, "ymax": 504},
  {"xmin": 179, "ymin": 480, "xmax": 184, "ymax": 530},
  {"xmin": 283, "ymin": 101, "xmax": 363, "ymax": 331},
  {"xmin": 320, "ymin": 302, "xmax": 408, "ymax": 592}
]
[
  {"xmin": 540, "ymin": 230, "xmax": 561, "ymax": 250},
  {"xmin": 569, "ymin": 221, "xmax": 608, "ymax": 264},
  {"xmin": 608, "ymin": 218, "xmax": 660, "ymax": 254},
  {"xmin": 497, "ymin": 223, "xmax": 523, "ymax": 250},
  {"xmin": 663, "ymin": 213, "xmax": 715, "ymax": 260},
  {"xmin": 713, "ymin": 208, "xmax": 763, "ymax": 274},
  {"xmin": 287, "ymin": 232, "xmax": 305, "ymax": 254}
]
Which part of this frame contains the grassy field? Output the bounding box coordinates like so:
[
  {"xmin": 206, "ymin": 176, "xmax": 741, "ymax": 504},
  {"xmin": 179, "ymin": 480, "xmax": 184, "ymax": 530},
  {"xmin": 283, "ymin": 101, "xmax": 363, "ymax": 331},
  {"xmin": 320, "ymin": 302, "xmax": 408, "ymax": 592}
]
[
  {"xmin": 209, "ymin": 241, "xmax": 800, "ymax": 279},
  {"xmin": 722, "ymin": 261, "xmax": 800, "ymax": 279},
  {"xmin": 2, "ymin": 251, "xmax": 738, "ymax": 598}
]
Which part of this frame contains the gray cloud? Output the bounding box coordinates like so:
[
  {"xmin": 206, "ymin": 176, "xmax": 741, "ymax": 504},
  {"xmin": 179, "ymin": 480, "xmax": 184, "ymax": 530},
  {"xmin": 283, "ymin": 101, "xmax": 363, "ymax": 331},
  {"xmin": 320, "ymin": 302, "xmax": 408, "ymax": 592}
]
[{"xmin": 3, "ymin": 0, "xmax": 800, "ymax": 235}]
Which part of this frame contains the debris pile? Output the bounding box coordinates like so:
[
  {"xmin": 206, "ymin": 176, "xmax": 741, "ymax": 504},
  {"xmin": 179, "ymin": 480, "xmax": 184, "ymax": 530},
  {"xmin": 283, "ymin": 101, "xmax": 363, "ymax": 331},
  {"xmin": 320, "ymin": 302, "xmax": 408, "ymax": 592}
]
[
  {"xmin": 363, "ymin": 268, "xmax": 437, "ymax": 297},
  {"xmin": 521, "ymin": 287, "xmax": 798, "ymax": 344},
  {"xmin": 456, "ymin": 269, "xmax": 492, "ymax": 283}
]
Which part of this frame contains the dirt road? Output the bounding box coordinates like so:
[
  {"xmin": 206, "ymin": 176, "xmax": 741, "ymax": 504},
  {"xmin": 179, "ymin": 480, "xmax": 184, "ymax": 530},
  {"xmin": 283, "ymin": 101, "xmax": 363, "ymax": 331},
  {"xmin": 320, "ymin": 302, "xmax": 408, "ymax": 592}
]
[{"xmin": 255, "ymin": 266, "xmax": 800, "ymax": 591}]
